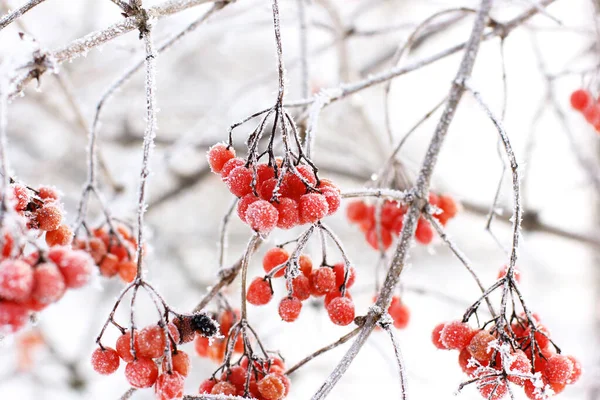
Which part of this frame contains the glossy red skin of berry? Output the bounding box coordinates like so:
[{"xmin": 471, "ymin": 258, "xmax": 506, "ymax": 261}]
[
  {"xmin": 199, "ymin": 378, "xmax": 216, "ymax": 394},
  {"xmin": 125, "ymin": 357, "xmax": 159, "ymax": 388},
  {"xmin": 45, "ymin": 224, "xmax": 73, "ymax": 247},
  {"xmin": 211, "ymin": 381, "xmax": 237, "ymax": 395},
  {"xmin": 226, "ymin": 166, "xmax": 253, "ymax": 197},
  {"xmin": 155, "ymin": 371, "xmax": 185, "ymax": 400},
  {"xmin": 346, "ymin": 201, "xmax": 368, "ymax": 222},
  {"xmin": 91, "ymin": 347, "xmax": 120, "ymax": 375},
  {"xmin": 389, "ymin": 301, "xmax": 410, "ymax": 329},
  {"xmin": 247, "ymin": 277, "xmax": 273, "ymax": 305},
  {"xmin": 322, "ymin": 188, "xmax": 341, "ymax": 215},
  {"xmin": 467, "ymin": 330, "xmax": 495, "ymax": 362},
  {"xmin": 99, "ymin": 253, "xmax": 119, "ymax": 277},
  {"xmin": 299, "ymin": 193, "xmax": 329, "ymax": 224},
  {"xmin": 366, "ymin": 227, "xmax": 392, "ymax": 250},
  {"xmin": 167, "ymin": 351, "xmax": 190, "ymax": 377},
  {"xmin": 116, "ymin": 331, "xmax": 140, "ymax": 362},
  {"xmin": 220, "ymin": 158, "xmax": 245, "ymax": 180},
  {"xmin": 298, "ymin": 254, "xmax": 312, "ymax": 276},
  {"xmin": 333, "ymin": 263, "xmax": 356, "ymax": 289},
  {"xmin": 237, "ymin": 194, "xmax": 259, "ymax": 223},
  {"xmin": 259, "ymin": 178, "xmax": 278, "ymax": 201},
  {"xmin": 0, "ymin": 259, "xmax": 34, "ymax": 302},
  {"xmin": 327, "ymin": 296, "xmax": 355, "ymax": 326},
  {"xmin": 440, "ymin": 321, "xmax": 475, "ymax": 350},
  {"xmin": 278, "ymin": 296, "xmax": 302, "ymax": 322},
  {"xmin": 415, "ymin": 218, "xmax": 434, "ymax": 244},
  {"xmin": 274, "ymin": 197, "xmax": 300, "ymax": 229},
  {"xmin": 118, "ymin": 261, "xmax": 137, "ymax": 283},
  {"xmin": 138, "ymin": 324, "xmax": 167, "ymax": 359},
  {"xmin": 207, "ymin": 143, "xmax": 235, "ymax": 174},
  {"xmin": 35, "ymin": 203, "xmax": 63, "ymax": 231},
  {"xmin": 245, "ymin": 200, "xmax": 278, "ymax": 233},
  {"xmin": 258, "ymin": 373, "xmax": 286, "ymax": 400},
  {"xmin": 544, "ymin": 354, "xmax": 573, "ymax": 384},
  {"xmin": 263, "ymin": 248, "xmax": 289, "ymax": 278},
  {"xmin": 0, "ymin": 301, "xmax": 30, "ymax": 332},
  {"xmin": 31, "ymin": 262, "xmax": 66, "ymax": 304},
  {"xmin": 289, "ymin": 275, "xmax": 311, "ymax": 301},
  {"xmin": 570, "ymin": 89, "xmax": 592, "ymax": 111},
  {"xmin": 256, "ymin": 164, "xmax": 275, "ymax": 185},
  {"xmin": 312, "ymin": 267, "xmax": 336, "ymax": 294}
]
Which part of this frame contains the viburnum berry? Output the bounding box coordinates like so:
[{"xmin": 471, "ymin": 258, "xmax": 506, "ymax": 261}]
[
  {"xmin": 467, "ymin": 330, "xmax": 495, "ymax": 362},
  {"xmin": 299, "ymin": 193, "xmax": 329, "ymax": 224},
  {"xmin": 58, "ymin": 250, "xmax": 94, "ymax": 289},
  {"xmin": 226, "ymin": 166, "xmax": 253, "ymax": 197},
  {"xmin": 289, "ymin": 274, "xmax": 310, "ymax": 301},
  {"xmin": 389, "ymin": 300, "xmax": 410, "ymax": 329},
  {"xmin": 87, "ymin": 237, "xmax": 108, "ymax": 264},
  {"xmin": 440, "ymin": 321, "xmax": 475, "ymax": 350},
  {"xmin": 567, "ymin": 355, "xmax": 582, "ymax": 383},
  {"xmin": 168, "ymin": 351, "xmax": 190, "ymax": 377},
  {"xmin": 219, "ymin": 309, "xmax": 238, "ymax": 336},
  {"xmin": 263, "ymin": 247, "xmax": 289, "ymax": 278},
  {"xmin": 221, "ymin": 365, "xmax": 246, "ymax": 391},
  {"xmin": 194, "ymin": 336, "xmax": 210, "ymax": 357},
  {"xmin": 524, "ymin": 379, "xmax": 545, "ymax": 400},
  {"xmin": 324, "ymin": 290, "xmax": 352, "ymax": 308},
  {"xmin": 366, "ymin": 227, "xmax": 393, "ymax": 250},
  {"xmin": 220, "ymin": 157, "xmax": 245, "ymax": 180},
  {"xmin": 458, "ymin": 348, "xmax": 478, "ymax": 374},
  {"xmin": 326, "ymin": 296, "xmax": 355, "ymax": 326},
  {"xmin": 311, "ymin": 267, "xmax": 336, "ymax": 294},
  {"xmin": 12, "ymin": 184, "xmax": 29, "ymax": 211},
  {"xmin": 35, "ymin": 203, "xmax": 63, "ymax": 231},
  {"xmin": 508, "ymin": 350, "xmax": 531, "ymax": 386},
  {"xmin": 125, "ymin": 357, "xmax": 159, "ymax": 388},
  {"xmin": 544, "ymin": 354, "xmax": 573, "ymax": 385},
  {"xmin": 118, "ymin": 261, "xmax": 137, "ymax": 283},
  {"xmin": 278, "ymin": 296, "xmax": 302, "ymax": 322},
  {"xmin": 415, "ymin": 218, "xmax": 433, "ymax": 245},
  {"xmin": 477, "ymin": 376, "xmax": 507, "ymax": 400},
  {"xmin": 91, "ymin": 347, "xmax": 120, "ymax": 375},
  {"xmin": 274, "ymin": 197, "xmax": 300, "ymax": 229},
  {"xmin": 321, "ymin": 188, "xmax": 341, "ymax": 215},
  {"xmin": 31, "ymin": 262, "xmax": 66, "ymax": 305},
  {"xmin": 258, "ymin": 373, "xmax": 286, "ymax": 400},
  {"xmin": 0, "ymin": 259, "xmax": 34, "ymax": 302},
  {"xmin": 570, "ymin": 89, "xmax": 592, "ymax": 111},
  {"xmin": 247, "ymin": 277, "xmax": 273, "ymax": 305},
  {"xmin": 207, "ymin": 143, "xmax": 236, "ymax": 174},
  {"xmin": 99, "ymin": 253, "xmax": 119, "ymax": 277},
  {"xmin": 155, "ymin": 371, "xmax": 185, "ymax": 400},
  {"xmin": 199, "ymin": 378, "xmax": 216, "ymax": 394},
  {"xmin": 432, "ymin": 323, "xmax": 447, "ymax": 349},
  {"xmin": 298, "ymin": 254, "xmax": 312, "ymax": 276},
  {"xmin": 138, "ymin": 324, "xmax": 167, "ymax": 359},
  {"xmin": 237, "ymin": 194, "xmax": 259, "ymax": 223},
  {"xmin": 45, "ymin": 224, "xmax": 73, "ymax": 247},
  {"xmin": 281, "ymin": 171, "xmax": 309, "ymax": 199},
  {"xmin": 116, "ymin": 330, "xmax": 140, "ymax": 362},
  {"xmin": 332, "ymin": 263, "xmax": 356, "ymax": 289},
  {"xmin": 0, "ymin": 301, "xmax": 30, "ymax": 332},
  {"xmin": 1, "ymin": 233, "xmax": 13, "ymax": 258},
  {"xmin": 245, "ymin": 200, "xmax": 278, "ymax": 233},
  {"xmin": 584, "ymin": 103, "xmax": 600, "ymax": 125},
  {"xmin": 37, "ymin": 185, "xmax": 59, "ymax": 200},
  {"xmin": 256, "ymin": 164, "xmax": 275, "ymax": 185},
  {"xmin": 346, "ymin": 201, "xmax": 368, "ymax": 222},
  {"xmin": 211, "ymin": 381, "xmax": 237, "ymax": 395}
]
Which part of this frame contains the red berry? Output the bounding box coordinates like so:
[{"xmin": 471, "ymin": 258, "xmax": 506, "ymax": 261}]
[
  {"xmin": 584, "ymin": 103, "xmax": 600, "ymax": 125},
  {"xmin": 278, "ymin": 297, "xmax": 302, "ymax": 322},
  {"xmin": 211, "ymin": 381, "xmax": 237, "ymax": 395},
  {"xmin": 366, "ymin": 227, "xmax": 393, "ymax": 250},
  {"xmin": 170, "ymin": 351, "xmax": 190, "ymax": 377},
  {"xmin": 99, "ymin": 253, "xmax": 119, "ymax": 277},
  {"xmin": 440, "ymin": 321, "xmax": 475, "ymax": 350},
  {"xmin": 326, "ymin": 296, "xmax": 355, "ymax": 326},
  {"xmin": 237, "ymin": 194, "xmax": 259, "ymax": 223},
  {"xmin": 311, "ymin": 267, "xmax": 336, "ymax": 294},
  {"xmin": 199, "ymin": 378, "xmax": 216, "ymax": 394},
  {"xmin": 263, "ymin": 247, "xmax": 289, "ymax": 278},
  {"xmin": 256, "ymin": 164, "xmax": 275, "ymax": 186},
  {"xmin": 324, "ymin": 290, "xmax": 352, "ymax": 308},
  {"xmin": 35, "ymin": 203, "xmax": 63, "ymax": 231},
  {"xmin": 289, "ymin": 274, "xmax": 311, "ymax": 301},
  {"xmin": 37, "ymin": 186, "xmax": 59, "ymax": 200},
  {"xmin": 118, "ymin": 261, "xmax": 137, "ymax": 283},
  {"xmin": 415, "ymin": 218, "xmax": 433, "ymax": 244},
  {"xmin": 432, "ymin": 323, "xmax": 448, "ymax": 349},
  {"xmin": 322, "ymin": 188, "xmax": 341, "ymax": 215},
  {"xmin": 280, "ymin": 171, "xmax": 308, "ymax": 199},
  {"xmin": 458, "ymin": 348, "xmax": 478, "ymax": 374},
  {"xmin": 477, "ymin": 376, "xmax": 507, "ymax": 400},
  {"xmin": 138, "ymin": 324, "xmax": 167, "ymax": 359},
  {"xmin": 221, "ymin": 365, "xmax": 246, "ymax": 391},
  {"xmin": 31, "ymin": 262, "xmax": 66, "ymax": 304},
  {"xmin": 245, "ymin": 200, "xmax": 278, "ymax": 233},
  {"xmin": 438, "ymin": 194, "xmax": 458, "ymax": 219},
  {"xmin": 570, "ymin": 89, "xmax": 592, "ymax": 111},
  {"xmin": 226, "ymin": 166, "xmax": 253, "ymax": 197},
  {"xmin": 0, "ymin": 259, "xmax": 33, "ymax": 301},
  {"xmin": 125, "ymin": 358, "xmax": 159, "ymax": 388},
  {"xmin": 91, "ymin": 347, "xmax": 120, "ymax": 375},
  {"xmin": 333, "ymin": 263, "xmax": 356, "ymax": 289},
  {"xmin": 299, "ymin": 193, "xmax": 329, "ymax": 224},
  {"xmin": 194, "ymin": 336, "xmax": 209, "ymax": 357},
  {"xmin": 259, "ymin": 178, "xmax": 278, "ymax": 201},
  {"xmin": 508, "ymin": 350, "xmax": 531, "ymax": 386},
  {"xmin": 389, "ymin": 301, "xmax": 410, "ymax": 329},
  {"xmin": 567, "ymin": 355, "xmax": 582, "ymax": 383},
  {"xmin": 207, "ymin": 143, "xmax": 236, "ymax": 174},
  {"xmin": 247, "ymin": 277, "xmax": 273, "ymax": 305},
  {"xmin": 11, "ymin": 185, "xmax": 29, "ymax": 211},
  {"xmin": 51, "ymin": 249, "xmax": 94, "ymax": 289},
  {"xmin": 299, "ymin": 254, "xmax": 312, "ymax": 276},
  {"xmin": 116, "ymin": 330, "xmax": 140, "ymax": 362},
  {"xmin": 274, "ymin": 197, "xmax": 300, "ymax": 229},
  {"xmin": 220, "ymin": 157, "xmax": 245, "ymax": 180},
  {"xmin": 524, "ymin": 379, "xmax": 544, "ymax": 399},
  {"xmin": 545, "ymin": 354, "xmax": 573, "ymax": 385},
  {"xmin": 219, "ymin": 309, "xmax": 239, "ymax": 336},
  {"xmin": 155, "ymin": 371, "xmax": 185, "ymax": 400},
  {"xmin": 1, "ymin": 233, "xmax": 13, "ymax": 258},
  {"xmin": 45, "ymin": 224, "xmax": 73, "ymax": 247},
  {"xmin": 467, "ymin": 330, "xmax": 495, "ymax": 362},
  {"xmin": 347, "ymin": 201, "xmax": 368, "ymax": 222},
  {"xmin": 258, "ymin": 373, "xmax": 286, "ymax": 400},
  {"xmin": 0, "ymin": 301, "xmax": 30, "ymax": 332}
]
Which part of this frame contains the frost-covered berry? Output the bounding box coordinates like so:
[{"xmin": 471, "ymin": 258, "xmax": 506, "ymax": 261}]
[
  {"xmin": 278, "ymin": 297, "xmax": 302, "ymax": 322},
  {"xmin": 35, "ymin": 203, "xmax": 63, "ymax": 231},
  {"xmin": 256, "ymin": 164, "xmax": 275, "ymax": 185},
  {"xmin": 263, "ymin": 247, "xmax": 289, "ymax": 278},
  {"xmin": 324, "ymin": 290, "xmax": 352, "ymax": 308},
  {"xmin": 389, "ymin": 300, "xmax": 410, "ymax": 329},
  {"xmin": 138, "ymin": 324, "xmax": 167, "ymax": 359},
  {"xmin": 91, "ymin": 347, "xmax": 120, "ymax": 375},
  {"xmin": 125, "ymin": 357, "xmax": 159, "ymax": 388},
  {"xmin": 31, "ymin": 262, "xmax": 66, "ymax": 304},
  {"xmin": 311, "ymin": 267, "xmax": 336, "ymax": 295},
  {"xmin": 247, "ymin": 277, "xmax": 273, "ymax": 305},
  {"xmin": 258, "ymin": 373, "xmax": 286, "ymax": 400},
  {"xmin": 299, "ymin": 254, "xmax": 312, "ymax": 276},
  {"xmin": 199, "ymin": 378, "xmax": 216, "ymax": 394},
  {"xmin": 211, "ymin": 381, "xmax": 237, "ymax": 395},
  {"xmin": 467, "ymin": 330, "xmax": 495, "ymax": 362},
  {"xmin": 289, "ymin": 275, "xmax": 310, "ymax": 301},
  {"xmin": 116, "ymin": 330, "xmax": 140, "ymax": 362},
  {"xmin": 415, "ymin": 218, "xmax": 433, "ymax": 244},
  {"xmin": 45, "ymin": 224, "xmax": 73, "ymax": 247},
  {"xmin": 326, "ymin": 296, "xmax": 355, "ymax": 326},
  {"xmin": 544, "ymin": 355, "xmax": 573, "ymax": 385},
  {"xmin": 508, "ymin": 350, "xmax": 531, "ymax": 386},
  {"xmin": 155, "ymin": 371, "xmax": 185, "ymax": 400},
  {"xmin": 458, "ymin": 348, "xmax": 478, "ymax": 374},
  {"xmin": 221, "ymin": 365, "xmax": 246, "ymax": 391},
  {"xmin": 53, "ymin": 249, "xmax": 94, "ymax": 289},
  {"xmin": 275, "ymin": 197, "xmax": 300, "ymax": 229},
  {"xmin": 0, "ymin": 259, "xmax": 34, "ymax": 301},
  {"xmin": 299, "ymin": 193, "xmax": 328, "ymax": 224},
  {"xmin": 245, "ymin": 200, "xmax": 278, "ymax": 233},
  {"xmin": 431, "ymin": 322, "xmax": 447, "ymax": 349},
  {"xmin": 207, "ymin": 143, "xmax": 235, "ymax": 174},
  {"xmin": 567, "ymin": 355, "xmax": 582, "ymax": 383},
  {"xmin": 477, "ymin": 376, "xmax": 507, "ymax": 400},
  {"xmin": 322, "ymin": 188, "xmax": 341, "ymax": 216},
  {"xmin": 220, "ymin": 157, "xmax": 245, "ymax": 180},
  {"xmin": 259, "ymin": 178, "xmax": 278, "ymax": 201},
  {"xmin": 570, "ymin": 89, "xmax": 592, "ymax": 111},
  {"xmin": 37, "ymin": 186, "xmax": 60, "ymax": 200},
  {"xmin": 333, "ymin": 263, "xmax": 356, "ymax": 289},
  {"xmin": 237, "ymin": 194, "xmax": 259, "ymax": 223},
  {"xmin": 226, "ymin": 166, "xmax": 253, "ymax": 197},
  {"xmin": 440, "ymin": 321, "xmax": 475, "ymax": 350},
  {"xmin": 0, "ymin": 301, "xmax": 30, "ymax": 332},
  {"xmin": 12, "ymin": 185, "xmax": 29, "ymax": 211}
]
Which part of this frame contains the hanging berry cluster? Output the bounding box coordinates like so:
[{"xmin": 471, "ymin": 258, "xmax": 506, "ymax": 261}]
[
  {"xmin": 194, "ymin": 309, "xmax": 244, "ymax": 363},
  {"xmin": 569, "ymin": 89, "xmax": 600, "ymax": 132},
  {"xmin": 207, "ymin": 144, "xmax": 341, "ymax": 234},
  {"xmin": 345, "ymin": 193, "xmax": 458, "ymax": 250},
  {"xmin": 199, "ymin": 356, "xmax": 290, "ymax": 399},
  {"xmin": 74, "ymin": 224, "xmax": 138, "ymax": 283},
  {"xmin": 0, "ymin": 246, "xmax": 94, "ymax": 333},
  {"xmin": 432, "ymin": 315, "xmax": 581, "ymax": 399}
]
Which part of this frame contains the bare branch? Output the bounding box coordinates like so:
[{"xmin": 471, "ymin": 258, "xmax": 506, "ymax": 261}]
[{"xmin": 0, "ymin": 0, "xmax": 45, "ymax": 32}]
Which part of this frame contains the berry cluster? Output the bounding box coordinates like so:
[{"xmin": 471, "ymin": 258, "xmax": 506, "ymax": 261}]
[
  {"xmin": 194, "ymin": 309, "xmax": 244, "ymax": 364},
  {"xmin": 346, "ymin": 193, "xmax": 458, "ymax": 250},
  {"xmin": 92, "ymin": 322, "xmax": 190, "ymax": 400},
  {"xmin": 432, "ymin": 316, "xmax": 581, "ymax": 399},
  {"xmin": 569, "ymin": 89, "xmax": 600, "ymax": 132},
  {"xmin": 199, "ymin": 356, "xmax": 290, "ymax": 400},
  {"xmin": 0, "ymin": 246, "xmax": 94, "ymax": 333},
  {"xmin": 246, "ymin": 248, "xmax": 357, "ymax": 326},
  {"xmin": 74, "ymin": 224, "xmax": 138, "ymax": 283},
  {"xmin": 376, "ymin": 295, "xmax": 410, "ymax": 330},
  {"xmin": 207, "ymin": 143, "xmax": 341, "ymax": 234}
]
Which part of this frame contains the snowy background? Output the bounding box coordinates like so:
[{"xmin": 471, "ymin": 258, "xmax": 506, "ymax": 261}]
[{"xmin": 0, "ymin": 0, "xmax": 598, "ymax": 399}]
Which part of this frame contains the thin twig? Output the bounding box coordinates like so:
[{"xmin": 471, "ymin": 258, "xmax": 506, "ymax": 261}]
[{"xmin": 0, "ymin": 0, "xmax": 45, "ymax": 32}]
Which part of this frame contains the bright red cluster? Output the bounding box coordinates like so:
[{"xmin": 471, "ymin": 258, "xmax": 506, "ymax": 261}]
[
  {"xmin": 199, "ymin": 356, "xmax": 290, "ymax": 399},
  {"xmin": 74, "ymin": 224, "xmax": 138, "ymax": 283},
  {"xmin": 207, "ymin": 143, "xmax": 341, "ymax": 234},
  {"xmin": 432, "ymin": 316, "xmax": 581, "ymax": 399},
  {"xmin": 92, "ymin": 322, "xmax": 189, "ymax": 399},
  {"xmin": 246, "ymin": 249, "xmax": 357, "ymax": 326},
  {"xmin": 346, "ymin": 193, "xmax": 458, "ymax": 250},
  {"xmin": 194, "ymin": 309, "xmax": 244, "ymax": 363},
  {"xmin": 0, "ymin": 246, "xmax": 94, "ymax": 333},
  {"xmin": 570, "ymin": 89, "xmax": 600, "ymax": 132}
]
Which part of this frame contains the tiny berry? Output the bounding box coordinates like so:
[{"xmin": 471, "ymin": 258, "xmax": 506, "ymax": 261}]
[
  {"xmin": 247, "ymin": 277, "xmax": 273, "ymax": 306},
  {"xmin": 31, "ymin": 262, "xmax": 66, "ymax": 305},
  {"xmin": 289, "ymin": 275, "xmax": 311, "ymax": 301},
  {"xmin": 220, "ymin": 158, "xmax": 245, "ymax": 180},
  {"xmin": 440, "ymin": 321, "xmax": 475, "ymax": 350},
  {"xmin": 524, "ymin": 379, "xmax": 544, "ymax": 400},
  {"xmin": 545, "ymin": 354, "xmax": 573, "ymax": 385},
  {"xmin": 259, "ymin": 178, "xmax": 278, "ymax": 201},
  {"xmin": 226, "ymin": 166, "xmax": 253, "ymax": 197},
  {"xmin": 99, "ymin": 253, "xmax": 119, "ymax": 277},
  {"xmin": 467, "ymin": 330, "xmax": 495, "ymax": 362},
  {"xmin": 311, "ymin": 267, "xmax": 336, "ymax": 294},
  {"xmin": 415, "ymin": 218, "xmax": 433, "ymax": 245},
  {"xmin": 12, "ymin": 185, "xmax": 29, "ymax": 211},
  {"xmin": 324, "ymin": 290, "xmax": 352, "ymax": 308},
  {"xmin": 458, "ymin": 348, "xmax": 479, "ymax": 374},
  {"xmin": 570, "ymin": 89, "xmax": 592, "ymax": 111},
  {"xmin": 389, "ymin": 301, "xmax": 410, "ymax": 329},
  {"xmin": 199, "ymin": 378, "xmax": 216, "ymax": 394},
  {"xmin": 211, "ymin": 381, "xmax": 237, "ymax": 395},
  {"xmin": 366, "ymin": 227, "xmax": 393, "ymax": 250},
  {"xmin": 221, "ymin": 365, "xmax": 246, "ymax": 391},
  {"xmin": 91, "ymin": 347, "xmax": 120, "ymax": 375},
  {"xmin": 138, "ymin": 324, "xmax": 167, "ymax": 359},
  {"xmin": 156, "ymin": 371, "xmax": 185, "ymax": 400},
  {"xmin": 278, "ymin": 297, "xmax": 302, "ymax": 322},
  {"xmin": 567, "ymin": 355, "xmax": 582, "ymax": 383},
  {"xmin": 125, "ymin": 357, "xmax": 159, "ymax": 388},
  {"xmin": 237, "ymin": 194, "xmax": 259, "ymax": 223},
  {"xmin": 35, "ymin": 203, "xmax": 63, "ymax": 231},
  {"xmin": 299, "ymin": 193, "xmax": 329, "ymax": 224},
  {"xmin": 116, "ymin": 330, "xmax": 140, "ymax": 362},
  {"xmin": 347, "ymin": 201, "xmax": 368, "ymax": 222},
  {"xmin": 322, "ymin": 188, "xmax": 341, "ymax": 216},
  {"xmin": 207, "ymin": 143, "xmax": 236, "ymax": 174},
  {"xmin": 275, "ymin": 197, "xmax": 300, "ymax": 229},
  {"xmin": 219, "ymin": 309, "xmax": 239, "ymax": 336},
  {"xmin": 281, "ymin": 172, "xmax": 308, "ymax": 199},
  {"xmin": 245, "ymin": 200, "xmax": 278, "ymax": 233},
  {"xmin": 258, "ymin": 373, "xmax": 286, "ymax": 400},
  {"xmin": 263, "ymin": 247, "xmax": 289, "ymax": 278},
  {"xmin": 298, "ymin": 254, "xmax": 313, "ymax": 276},
  {"xmin": 118, "ymin": 261, "xmax": 137, "ymax": 283},
  {"xmin": 38, "ymin": 186, "xmax": 59, "ymax": 200},
  {"xmin": 0, "ymin": 259, "xmax": 34, "ymax": 302},
  {"xmin": 584, "ymin": 104, "xmax": 600, "ymax": 125},
  {"xmin": 50, "ymin": 248, "xmax": 94, "ymax": 289},
  {"xmin": 256, "ymin": 164, "xmax": 275, "ymax": 186},
  {"xmin": 194, "ymin": 336, "xmax": 210, "ymax": 358},
  {"xmin": 327, "ymin": 296, "xmax": 355, "ymax": 326},
  {"xmin": 45, "ymin": 224, "xmax": 73, "ymax": 247},
  {"xmin": 508, "ymin": 350, "xmax": 531, "ymax": 386}
]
